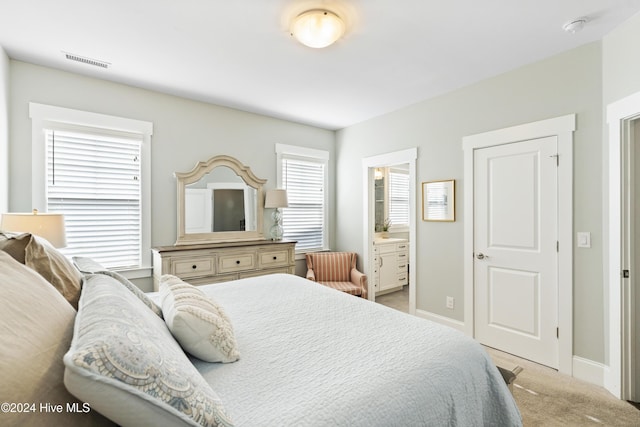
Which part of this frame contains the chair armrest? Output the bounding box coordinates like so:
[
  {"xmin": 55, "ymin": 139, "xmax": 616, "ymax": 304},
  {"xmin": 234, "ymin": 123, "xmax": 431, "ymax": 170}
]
[
  {"xmin": 306, "ymin": 269, "xmax": 316, "ymax": 282},
  {"xmin": 351, "ymin": 268, "xmax": 368, "ymax": 299}
]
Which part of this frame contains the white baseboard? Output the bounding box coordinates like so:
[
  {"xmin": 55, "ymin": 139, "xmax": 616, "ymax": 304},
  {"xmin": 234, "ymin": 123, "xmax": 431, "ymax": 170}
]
[
  {"xmin": 572, "ymin": 356, "xmax": 605, "ymax": 387},
  {"xmin": 415, "ymin": 309, "xmax": 465, "ymax": 333},
  {"xmin": 416, "ymin": 309, "xmax": 607, "ymax": 389}
]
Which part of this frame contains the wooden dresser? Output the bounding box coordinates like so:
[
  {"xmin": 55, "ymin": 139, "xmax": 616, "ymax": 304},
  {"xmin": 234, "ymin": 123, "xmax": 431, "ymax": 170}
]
[{"xmin": 151, "ymin": 240, "xmax": 296, "ymax": 290}]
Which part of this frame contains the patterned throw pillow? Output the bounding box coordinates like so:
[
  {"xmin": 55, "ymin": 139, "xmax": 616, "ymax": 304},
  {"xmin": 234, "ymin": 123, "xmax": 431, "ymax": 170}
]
[
  {"xmin": 64, "ymin": 273, "xmax": 235, "ymax": 427},
  {"xmin": 160, "ymin": 275, "xmax": 240, "ymax": 363}
]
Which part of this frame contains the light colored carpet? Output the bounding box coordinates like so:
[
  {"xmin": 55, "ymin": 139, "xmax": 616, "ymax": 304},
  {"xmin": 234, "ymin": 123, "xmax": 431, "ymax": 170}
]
[
  {"xmin": 486, "ymin": 347, "xmax": 640, "ymax": 426},
  {"xmin": 376, "ymin": 289, "xmax": 640, "ymax": 426}
]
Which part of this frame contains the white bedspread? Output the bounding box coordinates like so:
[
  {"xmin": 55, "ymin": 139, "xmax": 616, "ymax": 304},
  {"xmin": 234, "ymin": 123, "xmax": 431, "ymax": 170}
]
[{"xmin": 157, "ymin": 274, "xmax": 522, "ymax": 427}]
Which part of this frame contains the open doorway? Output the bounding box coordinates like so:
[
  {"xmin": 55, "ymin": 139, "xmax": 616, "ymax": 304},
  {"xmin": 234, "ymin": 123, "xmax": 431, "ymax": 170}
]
[
  {"xmin": 361, "ymin": 149, "xmax": 417, "ymax": 314},
  {"xmin": 606, "ymin": 92, "xmax": 640, "ymax": 401}
]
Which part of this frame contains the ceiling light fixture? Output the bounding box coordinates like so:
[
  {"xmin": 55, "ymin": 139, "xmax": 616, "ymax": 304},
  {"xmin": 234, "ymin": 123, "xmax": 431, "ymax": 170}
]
[
  {"xmin": 290, "ymin": 9, "xmax": 345, "ymax": 48},
  {"xmin": 562, "ymin": 18, "xmax": 587, "ymax": 34}
]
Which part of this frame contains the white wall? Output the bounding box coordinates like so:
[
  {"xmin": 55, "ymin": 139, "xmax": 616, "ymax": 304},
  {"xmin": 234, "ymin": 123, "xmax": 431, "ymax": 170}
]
[
  {"xmin": 8, "ymin": 61, "xmax": 335, "ymax": 288},
  {"xmin": 0, "ymin": 47, "xmax": 9, "ymax": 213},
  {"xmin": 336, "ymin": 42, "xmax": 604, "ymax": 363}
]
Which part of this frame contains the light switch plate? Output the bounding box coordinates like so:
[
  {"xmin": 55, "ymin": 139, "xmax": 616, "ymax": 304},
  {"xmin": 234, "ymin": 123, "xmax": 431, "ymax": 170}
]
[{"xmin": 577, "ymin": 232, "xmax": 591, "ymax": 248}]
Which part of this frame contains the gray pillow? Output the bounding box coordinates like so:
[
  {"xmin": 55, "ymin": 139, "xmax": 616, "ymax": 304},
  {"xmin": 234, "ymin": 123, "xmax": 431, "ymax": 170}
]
[
  {"xmin": 25, "ymin": 234, "xmax": 83, "ymax": 309},
  {"xmin": 64, "ymin": 273, "xmax": 234, "ymax": 427}
]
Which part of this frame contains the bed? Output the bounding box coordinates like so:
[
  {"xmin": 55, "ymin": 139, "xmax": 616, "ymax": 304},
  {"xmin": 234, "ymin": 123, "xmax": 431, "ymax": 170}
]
[
  {"xmin": 0, "ymin": 234, "xmax": 521, "ymax": 427},
  {"xmin": 173, "ymin": 274, "xmax": 522, "ymax": 426}
]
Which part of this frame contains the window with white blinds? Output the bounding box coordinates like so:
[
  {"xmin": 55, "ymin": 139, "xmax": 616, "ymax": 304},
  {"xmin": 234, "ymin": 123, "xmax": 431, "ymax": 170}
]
[
  {"xmin": 46, "ymin": 129, "xmax": 142, "ymax": 269},
  {"xmin": 276, "ymin": 144, "xmax": 329, "ymax": 253},
  {"xmin": 388, "ymin": 169, "xmax": 410, "ymax": 227}
]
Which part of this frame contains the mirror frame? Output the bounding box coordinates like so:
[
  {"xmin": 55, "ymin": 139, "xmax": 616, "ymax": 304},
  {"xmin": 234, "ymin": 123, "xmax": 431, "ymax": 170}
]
[{"xmin": 175, "ymin": 155, "xmax": 267, "ymax": 245}]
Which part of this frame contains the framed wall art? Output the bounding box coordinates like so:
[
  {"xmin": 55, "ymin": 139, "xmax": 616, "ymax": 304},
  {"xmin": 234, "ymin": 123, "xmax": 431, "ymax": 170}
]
[{"xmin": 422, "ymin": 179, "xmax": 455, "ymax": 222}]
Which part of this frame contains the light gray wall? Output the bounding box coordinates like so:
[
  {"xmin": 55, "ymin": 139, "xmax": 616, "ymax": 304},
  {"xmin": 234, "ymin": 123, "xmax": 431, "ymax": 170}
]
[
  {"xmin": 336, "ymin": 42, "xmax": 604, "ymax": 363},
  {"xmin": 603, "ymin": 11, "xmax": 640, "ymax": 106},
  {"xmin": 8, "ymin": 61, "xmax": 335, "ymax": 288},
  {"xmin": 0, "ymin": 47, "xmax": 9, "ymax": 213}
]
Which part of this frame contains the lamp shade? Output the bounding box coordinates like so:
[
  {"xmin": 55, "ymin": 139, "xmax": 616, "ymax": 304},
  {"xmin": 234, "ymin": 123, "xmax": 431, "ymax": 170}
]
[
  {"xmin": 265, "ymin": 189, "xmax": 289, "ymax": 209},
  {"xmin": 1, "ymin": 210, "xmax": 67, "ymax": 248},
  {"xmin": 290, "ymin": 9, "xmax": 345, "ymax": 48}
]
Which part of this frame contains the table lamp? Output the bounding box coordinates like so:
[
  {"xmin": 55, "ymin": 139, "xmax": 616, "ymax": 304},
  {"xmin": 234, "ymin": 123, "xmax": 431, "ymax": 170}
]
[
  {"xmin": 1, "ymin": 209, "xmax": 68, "ymax": 248},
  {"xmin": 264, "ymin": 189, "xmax": 288, "ymax": 241}
]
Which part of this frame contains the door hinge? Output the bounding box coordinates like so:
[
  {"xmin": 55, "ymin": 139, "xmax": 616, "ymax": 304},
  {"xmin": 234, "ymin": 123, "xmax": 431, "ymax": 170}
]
[
  {"xmin": 557, "ymin": 327, "xmax": 559, "ymax": 339},
  {"xmin": 623, "ymin": 270, "xmax": 630, "ymax": 278},
  {"xmin": 550, "ymin": 154, "xmax": 559, "ymax": 166},
  {"xmin": 556, "ymin": 241, "xmax": 559, "ymax": 252}
]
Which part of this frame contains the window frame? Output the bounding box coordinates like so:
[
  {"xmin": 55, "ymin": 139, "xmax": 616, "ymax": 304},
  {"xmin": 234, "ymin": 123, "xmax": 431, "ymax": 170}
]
[
  {"xmin": 275, "ymin": 143, "xmax": 329, "ymax": 256},
  {"xmin": 387, "ymin": 167, "xmax": 410, "ymax": 232},
  {"xmin": 29, "ymin": 103, "xmax": 153, "ymax": 278}
]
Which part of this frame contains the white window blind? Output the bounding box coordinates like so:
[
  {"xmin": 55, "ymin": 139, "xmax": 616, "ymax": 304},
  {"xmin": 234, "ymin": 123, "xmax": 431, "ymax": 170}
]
[
  {"xmin": 281, "ymin": 156, "xmax": 326, "ymax": 252},
  {"xmin": 46, "ymin": 129, "xmax": 142, "ymax": 269},
  {"xmin": 388, "ymin": 169, "xmax": 410, "ymax": 227}
]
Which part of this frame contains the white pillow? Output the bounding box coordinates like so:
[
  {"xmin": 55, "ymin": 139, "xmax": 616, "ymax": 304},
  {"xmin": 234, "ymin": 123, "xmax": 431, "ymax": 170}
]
[{"xmin": 160, "ymin": 275, "xmax": 240, "ymax": 363}]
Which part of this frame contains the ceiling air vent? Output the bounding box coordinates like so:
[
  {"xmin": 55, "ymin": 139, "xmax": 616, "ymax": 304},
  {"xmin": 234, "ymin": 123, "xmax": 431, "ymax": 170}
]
[{"xmin": 63, "ymin": 52, "xmax": 110, "ymax": 69}]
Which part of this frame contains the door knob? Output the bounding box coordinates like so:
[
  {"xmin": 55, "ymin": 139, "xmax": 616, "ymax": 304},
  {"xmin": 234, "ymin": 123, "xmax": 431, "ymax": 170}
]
[{"xmin": 476, "ymin": 252, "xmax": 488, "ymax": 260}]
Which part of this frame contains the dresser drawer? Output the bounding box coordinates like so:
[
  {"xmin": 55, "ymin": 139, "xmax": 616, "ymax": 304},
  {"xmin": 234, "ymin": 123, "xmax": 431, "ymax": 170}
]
[
  {"xmin": 171, "ymin": 256, "xmax": 216, "ymax": 278},
  {"xmin": 377, "ymin": 243, "xmax": 396, "ymax": 254},
  {"xmin": 397, "ymin": 259, "xmax": 409, "ymax": 273},
  {"xmin": 396, "ymin": 242, "xmax": 409, "ymax": 251},
  {"xmin": 258, "ymin": 249, "xmax": 290, "ymax": 268},
  {"xmin": 398, "ymin": 272, "xmax": 409, "ymax": 285},
  {"xmin": 218, "ymin": 253, "xmax": 256, "ymax": 273},
  {"xmin": 152, "ymin": 241, "xmax": 296, "ymax": 291}
]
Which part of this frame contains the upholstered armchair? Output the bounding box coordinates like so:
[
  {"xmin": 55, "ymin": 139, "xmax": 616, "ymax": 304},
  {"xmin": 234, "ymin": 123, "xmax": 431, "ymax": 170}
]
[{"xmin": 305, "ymin": 252, "xmax": 367, "ymax": 299}]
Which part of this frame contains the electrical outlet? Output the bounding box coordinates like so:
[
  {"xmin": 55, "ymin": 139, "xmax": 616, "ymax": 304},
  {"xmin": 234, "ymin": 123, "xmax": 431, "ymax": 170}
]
[{"xmin": 446, "ymin": 296, "xmax": 455, "ymax": 310}]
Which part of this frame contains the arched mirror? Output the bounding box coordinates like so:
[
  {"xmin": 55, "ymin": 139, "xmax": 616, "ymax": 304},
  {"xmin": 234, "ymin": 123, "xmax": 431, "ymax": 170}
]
[{"xmin": 175, "ymin": 155, "xmax": 267, "ymax": 245}]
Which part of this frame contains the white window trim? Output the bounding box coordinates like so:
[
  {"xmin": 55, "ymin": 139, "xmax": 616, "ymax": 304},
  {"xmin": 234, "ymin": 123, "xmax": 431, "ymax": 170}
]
[
  {"xmin": 29, "ymin": 103, "xmax": 153, "ymax": 278},
  {"xmin": 275, "ymin": 143, "xmax": 329, "ymax": 257}
]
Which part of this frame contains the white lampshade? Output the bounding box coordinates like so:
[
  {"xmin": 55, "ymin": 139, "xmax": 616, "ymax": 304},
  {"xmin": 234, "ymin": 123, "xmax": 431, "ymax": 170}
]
[
  {"xmin": 1, "ymin": 210, "xmax": 67, "ymax": 248},
  {"xmin": 265, "ymin": 189, "xmax": 289, "ymax": 209},
  {"xmin": 290, "ymin": 9, "xmax": 345, "ymax": 48}
]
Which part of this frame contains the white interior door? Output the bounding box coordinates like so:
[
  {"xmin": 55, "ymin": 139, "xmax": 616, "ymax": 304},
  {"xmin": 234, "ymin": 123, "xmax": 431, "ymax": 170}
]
[
  {"xmin": 474, "ymin": 136, "xmax": 559, "ymax": 369},
  {"xmin": 185, "ymin": 188, "xmax": 212, "ymax": 233},
  {"xmin": 633, "ymin": 119, "xmax": 639, "ymax": 402}
]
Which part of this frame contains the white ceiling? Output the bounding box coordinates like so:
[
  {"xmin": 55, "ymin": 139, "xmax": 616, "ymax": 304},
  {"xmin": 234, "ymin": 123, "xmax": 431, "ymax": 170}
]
[{"xmin": 1, "ymin": 0, "xmax": 639, "ymax": 130}]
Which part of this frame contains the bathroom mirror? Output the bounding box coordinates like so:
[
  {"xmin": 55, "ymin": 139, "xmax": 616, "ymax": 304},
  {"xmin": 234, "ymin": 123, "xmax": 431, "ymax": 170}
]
[{"xmin": 175, "ymin": 155, "xmax": 267, "ymax": 245}]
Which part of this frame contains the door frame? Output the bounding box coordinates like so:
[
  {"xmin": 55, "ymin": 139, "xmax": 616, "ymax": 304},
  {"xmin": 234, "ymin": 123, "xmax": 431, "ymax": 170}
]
[
  {"xmin": 462, "ymin": 114, "xmax": 575, "ymax": 375},
  {"xmin": 362, "ymin": 148, "xmax": 417, "ymax": 313},
  {"xmin": 606, "ymin": 91, "xmax": 640, "ymax": 399}
]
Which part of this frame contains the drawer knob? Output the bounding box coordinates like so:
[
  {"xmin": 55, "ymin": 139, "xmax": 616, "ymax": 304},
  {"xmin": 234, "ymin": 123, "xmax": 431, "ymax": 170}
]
[
  {"xmin": 236, "ymin": 260, "xmax": 241, "ymax": 265},
  {"xmin": 273, "ymin": 256, "xmax": 277, "ymax": 260},
  {"xmin": 192, "ymin": 265, "xmax": 197, "ymax": 269}
]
